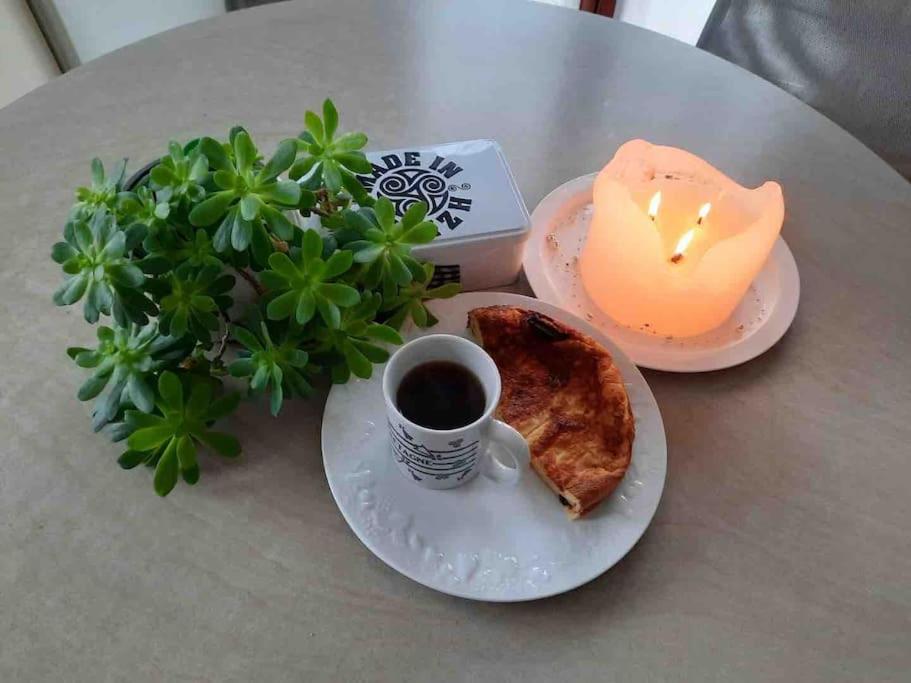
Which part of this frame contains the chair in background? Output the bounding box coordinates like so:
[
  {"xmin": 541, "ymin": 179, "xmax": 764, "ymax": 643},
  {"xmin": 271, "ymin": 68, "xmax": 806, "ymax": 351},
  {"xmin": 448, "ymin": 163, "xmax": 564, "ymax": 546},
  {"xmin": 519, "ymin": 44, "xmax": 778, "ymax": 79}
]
[{"xmin": 698, "ymin": 0, "xmax": 911, "ymax": 180}]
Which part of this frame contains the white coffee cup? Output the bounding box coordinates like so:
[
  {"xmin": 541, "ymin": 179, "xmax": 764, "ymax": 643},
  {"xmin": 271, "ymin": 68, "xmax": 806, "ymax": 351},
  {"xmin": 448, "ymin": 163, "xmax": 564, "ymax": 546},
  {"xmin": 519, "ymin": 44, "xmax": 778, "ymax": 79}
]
[{"xmin": 382, "ymin": 334, "xmax": 530, "ymax": 490}]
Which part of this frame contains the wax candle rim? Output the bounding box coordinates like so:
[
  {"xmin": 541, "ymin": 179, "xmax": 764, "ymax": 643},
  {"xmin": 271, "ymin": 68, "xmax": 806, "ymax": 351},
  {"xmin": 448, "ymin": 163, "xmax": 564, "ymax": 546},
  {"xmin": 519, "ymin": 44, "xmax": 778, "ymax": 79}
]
[{"xmin": 593, "ymin": 140, "xmax": 784, "ymax": 274}]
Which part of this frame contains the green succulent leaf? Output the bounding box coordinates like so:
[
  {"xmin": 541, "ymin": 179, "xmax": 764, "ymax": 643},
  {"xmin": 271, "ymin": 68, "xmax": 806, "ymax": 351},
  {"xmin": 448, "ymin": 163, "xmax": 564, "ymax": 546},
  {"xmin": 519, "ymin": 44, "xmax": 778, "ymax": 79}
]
[
  {"xmin": 190, "ymin": 191, "xmax": 235, "ymax": 227},
  {"xmin": 289, "ymin": 155, "xmax": 319, "ymax": 182},
  {"xmin": 322, "ymin": 160, "xmax": 342, "ymax": 192},
  {"xmin": 117, "ymin": 450, "xmax": 146, "ymax": 469},
  {"xmin": 365, "ymin": 323, "xmax": 404, "ymax": 345},
  {"xmin": 333, "ymin": 132, "xmax": 368, "ymax": 153},
  {"xmin": 319, "ymin": 282, "xmax": 360, "ymax": 306},
  {"xmin": 152, "ymin": 441, "xmax": 179, "ymax": 495},
  {"xmin": 262, "ymin": 205, "xmax": 296, "ymax": 241},
  {"xmin": 373, "ymin": 197, "xmax": 395, "ymax": 228},
  {"xmin": 341, "ymin": 339, "xmax": 372, "ymax": 379},
  {"xmin": 401, "ymin": 201, "xmax": 428, "ymax": 229},
  {"xmin": 401, "ymin": 221, "xmax": 438, "ymax": 244},
  {"xmin": 233, "ymin": 131, "xmax": 257, "ymax": 173},
  {"xmin": 240, "ymin": 194, "xmax": 261, "ymax": 221},
  {"xmin": 206, "ymin": 392, "xmax": 241, "ymax": 422},
  {"xmin": 259, "ymin": 180, "xmax": 300, "ymax": 206},
  {"xmin": 259, "ymin": 139, "xmax": 298, "ymax": 183},
  {"xmin": 199, "ymin": 136, "xmax": 232, "ymax": 172}
]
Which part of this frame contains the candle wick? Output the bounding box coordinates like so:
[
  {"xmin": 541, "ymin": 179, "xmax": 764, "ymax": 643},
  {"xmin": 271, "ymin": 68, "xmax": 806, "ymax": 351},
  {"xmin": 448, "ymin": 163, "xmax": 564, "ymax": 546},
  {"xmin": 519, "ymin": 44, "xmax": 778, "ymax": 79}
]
[{"xmin": 670, "ymin": 253, "xmax": 683, "ymax": 264}]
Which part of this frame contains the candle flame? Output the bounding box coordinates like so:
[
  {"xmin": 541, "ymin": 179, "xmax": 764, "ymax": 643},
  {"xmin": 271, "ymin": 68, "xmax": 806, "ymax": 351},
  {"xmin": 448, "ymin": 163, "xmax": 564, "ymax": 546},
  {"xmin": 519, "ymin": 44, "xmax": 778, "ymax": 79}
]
[
  {"xmin": 647, "ymin": 191, "xmax": 662, "ymax": 221},
  {"xmin": 671, "ymin": 228, "xmax": 697, "ymax": 263},
  {"xmin": 697, "ymin": 202, "xmax": 712, "ymax": 225}
]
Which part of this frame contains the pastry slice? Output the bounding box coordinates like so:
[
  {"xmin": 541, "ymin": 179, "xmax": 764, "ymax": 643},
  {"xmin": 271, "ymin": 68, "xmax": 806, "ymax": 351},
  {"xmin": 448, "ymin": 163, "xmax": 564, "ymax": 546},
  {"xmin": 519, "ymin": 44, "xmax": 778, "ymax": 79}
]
[{"xmin": 468, "ymin": 306, "xmax": 634, "ymax": 518}]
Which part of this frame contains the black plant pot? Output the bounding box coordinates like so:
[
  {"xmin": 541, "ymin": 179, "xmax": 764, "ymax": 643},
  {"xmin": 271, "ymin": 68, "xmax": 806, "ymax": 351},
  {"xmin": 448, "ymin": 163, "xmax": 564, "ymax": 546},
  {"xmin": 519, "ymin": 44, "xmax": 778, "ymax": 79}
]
[
  {"xmin": 123, "ymin": 138, "xmax": 202, "ymax": 192},
  {"xmin": 123, "ymin": 159, "xmax": 158, "ymax": 192}
]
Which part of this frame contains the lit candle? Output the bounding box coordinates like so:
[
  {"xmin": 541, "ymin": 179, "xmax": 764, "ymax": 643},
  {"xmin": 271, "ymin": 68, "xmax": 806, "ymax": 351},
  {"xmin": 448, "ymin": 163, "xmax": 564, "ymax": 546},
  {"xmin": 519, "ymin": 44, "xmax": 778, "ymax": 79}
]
[{"xmin": 580, "ymin": 140, "xmax": 784, "ymax": 337}]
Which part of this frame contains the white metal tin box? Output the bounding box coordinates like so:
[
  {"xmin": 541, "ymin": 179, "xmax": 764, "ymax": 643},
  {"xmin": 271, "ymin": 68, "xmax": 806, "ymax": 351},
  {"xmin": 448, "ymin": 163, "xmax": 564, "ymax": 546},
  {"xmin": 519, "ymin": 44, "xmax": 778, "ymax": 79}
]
[{"xmin": 357, "ymin": 140, "xmax": 530, "ymax": 291}]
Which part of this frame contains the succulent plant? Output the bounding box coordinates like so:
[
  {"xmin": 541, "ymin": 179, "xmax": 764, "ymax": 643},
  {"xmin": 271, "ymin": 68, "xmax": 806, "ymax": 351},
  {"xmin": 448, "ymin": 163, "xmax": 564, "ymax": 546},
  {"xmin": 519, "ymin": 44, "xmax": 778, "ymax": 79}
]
[
  {"xmin": 52, "ymin": 209, "xmax": 157, "ymax": 325},
  {"xmin": 123, "ymin": 372, "xmax": 241, "ymax": 496},
  {"xmin": 71, "ymin": 158, "xmax": 127, "ymax": 219},
  {"xmin": 149, "ymin": 141, "xmax": 208, "ymax": 207},
  {"xmin": 67, "ymin": 323, "xmax": 186, "ymax": 429},
  {"xmin": 311, "ymin": 293, "xmax": 403, "ymax": 383},
  {"xmin": 383, "ymin": 263, "xmax": 461, "ymax": 330},
  {"xmin": 189, "ymin": 132, "xmax": 300, "ymax": 258},
  {"xmin": 116, "ymin": 185, "xmax": 170, "ymax": 236},
  {"xmin": 156, "ymin": 264, "xmax": 234, "ymax": 342},
  {"xmin": 260, "ymin": 229, "xmax": 358, "ymax": 328},
  {"xmin": 51, "ymin": 100, "xmax": 457, "ymax": 496},
  {"xmin": 341, "ymin": 197, "xmax": 438, "ymax": 299},
  {"xmin": 228, "ymin": 319, "xmax": 312, "ymax": 417},
  {"xmin": 290, "ymin": 99, "xmax": 372, "ymax": 195}
]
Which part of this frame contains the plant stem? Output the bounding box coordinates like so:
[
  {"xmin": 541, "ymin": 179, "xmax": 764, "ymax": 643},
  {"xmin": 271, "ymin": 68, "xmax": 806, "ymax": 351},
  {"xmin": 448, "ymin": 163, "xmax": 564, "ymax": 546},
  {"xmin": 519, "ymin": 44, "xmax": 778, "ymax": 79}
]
[
  {"xmin": 178, "ymin": 356, "xmax": 199, "ymax": 371},
  {"xmin": 214, "ymin": 312, "xmax": 231, "ymax": 362},
  {"xmin": 235, "ymin": 267, "xmax": 265, "ymax": 295},
  {"xmin": 314, "ymin": 188, "xmax": 337, "ymax": 216},
  {"xmin": 270, "ymin": 235, "xmax": 290, "ymax": 253}
]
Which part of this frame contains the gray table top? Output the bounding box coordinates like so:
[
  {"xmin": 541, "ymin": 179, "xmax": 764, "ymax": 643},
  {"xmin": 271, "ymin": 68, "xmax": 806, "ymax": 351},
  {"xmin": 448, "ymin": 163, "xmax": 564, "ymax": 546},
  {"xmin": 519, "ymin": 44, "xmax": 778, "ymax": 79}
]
[{"xmin": 1, "ymin": 0, "xmax": 909, "ymax": 680}]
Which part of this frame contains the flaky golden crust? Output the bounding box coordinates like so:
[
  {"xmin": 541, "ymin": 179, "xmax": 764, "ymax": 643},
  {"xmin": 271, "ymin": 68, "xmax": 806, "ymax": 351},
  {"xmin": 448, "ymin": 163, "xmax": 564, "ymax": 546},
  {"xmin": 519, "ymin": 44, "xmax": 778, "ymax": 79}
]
[{"xmin": 468, "ymin": 306, "xmax": 634, "ymax": 518}]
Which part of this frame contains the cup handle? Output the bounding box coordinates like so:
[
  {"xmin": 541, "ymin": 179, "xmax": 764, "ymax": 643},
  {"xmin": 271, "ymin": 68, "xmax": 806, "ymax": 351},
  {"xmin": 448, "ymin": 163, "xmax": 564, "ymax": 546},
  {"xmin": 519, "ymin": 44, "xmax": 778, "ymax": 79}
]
[{"xmin": 482, "ymin": 419, "xmax": 530, "ymax": 485}]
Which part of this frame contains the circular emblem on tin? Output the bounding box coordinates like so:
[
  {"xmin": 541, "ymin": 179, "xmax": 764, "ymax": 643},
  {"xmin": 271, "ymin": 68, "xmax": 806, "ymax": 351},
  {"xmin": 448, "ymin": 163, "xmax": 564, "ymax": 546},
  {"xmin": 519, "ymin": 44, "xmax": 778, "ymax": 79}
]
[{"xmin": 377, "ymin": 167, "xmax": 449, "ymax": 216}]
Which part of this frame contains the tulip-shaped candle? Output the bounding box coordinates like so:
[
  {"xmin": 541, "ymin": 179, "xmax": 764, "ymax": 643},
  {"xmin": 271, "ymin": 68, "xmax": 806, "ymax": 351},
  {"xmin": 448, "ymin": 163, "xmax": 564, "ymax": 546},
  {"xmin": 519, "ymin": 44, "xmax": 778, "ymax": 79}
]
[{"xmin": 580, "ymin": 140, "xmax": 784, "ymax": 337}]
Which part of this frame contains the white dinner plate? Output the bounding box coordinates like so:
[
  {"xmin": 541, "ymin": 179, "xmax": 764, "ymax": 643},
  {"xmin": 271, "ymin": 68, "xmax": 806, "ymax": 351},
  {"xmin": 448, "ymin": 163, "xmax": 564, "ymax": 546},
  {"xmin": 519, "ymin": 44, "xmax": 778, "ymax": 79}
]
[
  {"xmin": 523, "ymin": 174, "xmax": 801, "ymax": 372},
  {"xmin": 321, "ymin": 292, "xmax": 667, "ymax": 601}
]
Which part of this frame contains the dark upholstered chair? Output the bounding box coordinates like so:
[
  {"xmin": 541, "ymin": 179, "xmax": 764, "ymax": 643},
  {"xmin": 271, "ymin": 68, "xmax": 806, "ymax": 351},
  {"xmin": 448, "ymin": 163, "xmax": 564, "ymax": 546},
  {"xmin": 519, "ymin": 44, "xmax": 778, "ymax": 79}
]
[{"xmin": 698, "ymin": 0, "xmax": 911, "ymax": 179}]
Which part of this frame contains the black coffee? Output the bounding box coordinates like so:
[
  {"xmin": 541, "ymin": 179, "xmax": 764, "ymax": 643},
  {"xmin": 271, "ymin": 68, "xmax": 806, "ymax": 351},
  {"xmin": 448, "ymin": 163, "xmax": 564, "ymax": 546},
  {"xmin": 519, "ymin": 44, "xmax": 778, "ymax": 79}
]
[{"xmin": 396, "ymin": 361, "xmax": 486, "ymax": 430}]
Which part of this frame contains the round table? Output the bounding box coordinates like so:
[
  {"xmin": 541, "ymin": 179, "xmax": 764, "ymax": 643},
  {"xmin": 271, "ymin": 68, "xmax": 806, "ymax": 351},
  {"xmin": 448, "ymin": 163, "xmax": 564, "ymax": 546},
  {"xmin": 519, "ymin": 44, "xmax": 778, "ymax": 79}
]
[{"xmin": 2, "ymin": 1, "xmax": 908, "ymax": 680}]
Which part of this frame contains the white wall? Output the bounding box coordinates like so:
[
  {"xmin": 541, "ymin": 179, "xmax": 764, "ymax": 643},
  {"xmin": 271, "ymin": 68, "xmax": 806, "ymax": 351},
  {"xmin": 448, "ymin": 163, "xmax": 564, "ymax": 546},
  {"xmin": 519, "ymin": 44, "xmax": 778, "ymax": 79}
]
[
  {"xmin": 615, "ymin": 0, "xmax": 716, "ymax": 45},
  {"xmin": 0, "ymin": 0, "xmax": 59, "ymax": 109},
  {"xmin": 52, "ymin": 0, "xmax": 226, "ymax": 64}
]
